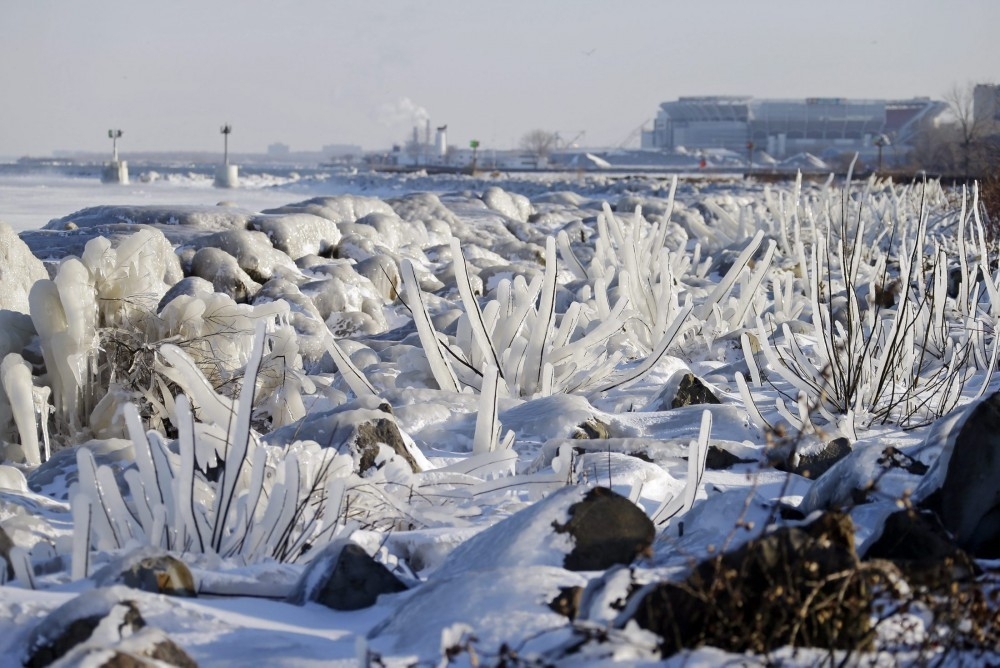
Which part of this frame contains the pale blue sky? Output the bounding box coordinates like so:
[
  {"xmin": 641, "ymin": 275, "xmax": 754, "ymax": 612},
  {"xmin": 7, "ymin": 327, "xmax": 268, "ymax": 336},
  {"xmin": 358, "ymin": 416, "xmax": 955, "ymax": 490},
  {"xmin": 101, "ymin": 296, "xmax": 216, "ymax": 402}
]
[{"xmin": 1, "ymin": 0, "xmax": 995, "ymax": 157}]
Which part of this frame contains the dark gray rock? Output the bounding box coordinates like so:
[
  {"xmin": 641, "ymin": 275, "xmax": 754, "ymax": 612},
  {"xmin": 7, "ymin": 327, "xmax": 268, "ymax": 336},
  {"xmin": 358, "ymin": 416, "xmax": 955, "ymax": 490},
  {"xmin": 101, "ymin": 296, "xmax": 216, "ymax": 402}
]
[
  {"xmin": 311, "ymin": 543, "xmax": 408, "ymax": 611},
  {"xmin": 864, "ymin": 508, "xmax": 978, "ymax": 587},
  {"xmin": 705, "ymin": 445, "xmax": 754, "ymax": 470},
  {"xmin": 921, "ymin": 392, "xmax": 1000, "ymax": 557},
  {"xmin": 772, "ymin": 436, "xmax": 852, "ymax": 479},
  {"xmin": 670, "ymin": 374, "xmax": 721, "ymax": 409},
  {"xmin": 0, "ymin": 525, "xmax": 13, "ymax": 580},
  {"xmin": 554, "ymin": 486, "xmax": 655, "ymax": 571}
]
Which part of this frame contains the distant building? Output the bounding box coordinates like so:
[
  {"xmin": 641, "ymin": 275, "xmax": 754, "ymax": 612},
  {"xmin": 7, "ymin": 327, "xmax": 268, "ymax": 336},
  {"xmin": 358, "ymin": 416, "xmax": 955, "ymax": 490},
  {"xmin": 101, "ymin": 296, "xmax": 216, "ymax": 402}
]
[
  {"xmin": 642, "ymin": 96, "xmax": 947, "ymax": 159},
  {"xmin": 267, "ymin": 142, "xmax": 291, "ymax": 156},
  {"xmin": 322, "ymin": 143, "xmax": 363, "ymax": 158},
  {"xmin": 974, "ymin": 84, "xmax": 1000, "ymax": 130}
]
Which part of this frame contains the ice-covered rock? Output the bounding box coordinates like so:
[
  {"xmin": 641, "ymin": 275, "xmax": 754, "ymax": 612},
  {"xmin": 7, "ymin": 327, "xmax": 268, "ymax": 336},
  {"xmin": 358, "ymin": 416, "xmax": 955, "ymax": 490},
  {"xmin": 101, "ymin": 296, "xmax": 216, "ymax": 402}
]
[
  {"xmin": 185, "ymin": 229, "xmax": 297, "ymax": 284},
  {"xmin": 250, "ymin": 212, "xmax": 343, "ymax": 260},
  {"xmin": 367, "ymin": 565, "xmax": 585, "ymax": 662},
  {"xmin": 0, "ymin": 222, "xmax": 48, "ymax": 314},
  {"xmin": 93, "ymin": 549, "xmax": 197, "ymax": 597},
  {"xmin": 432, "ymin": 485, "xmax": 651, "ymax": 577},
  {"xmin": 482, "ymin": 186, "xmax": 533, "ymax": 222},
  {"xmin": 19, "ymin": 586, "xmax": 148, "ymax": 667},
  {"xmin": 189, "ymin": 246, "xmax": 261, "ymax": 303},
  {"xmin": 156, "ymin": 276, "xmax": 217, "ymax": 313},
  {"xmin": 264, "ymin": 396, "xmax": 430, "ymax": 474},
  {"xmin": 262, "ymin": 194, "xmax": 395, "ymax": 225}
]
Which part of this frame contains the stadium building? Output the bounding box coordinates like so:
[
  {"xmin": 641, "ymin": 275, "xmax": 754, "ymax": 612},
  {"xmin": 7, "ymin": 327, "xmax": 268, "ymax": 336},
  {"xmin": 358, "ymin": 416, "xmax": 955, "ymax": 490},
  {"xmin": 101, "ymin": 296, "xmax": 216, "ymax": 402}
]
[{"xmin": 642, "ymin": 96, "xmax": 947, "ymax": 160}]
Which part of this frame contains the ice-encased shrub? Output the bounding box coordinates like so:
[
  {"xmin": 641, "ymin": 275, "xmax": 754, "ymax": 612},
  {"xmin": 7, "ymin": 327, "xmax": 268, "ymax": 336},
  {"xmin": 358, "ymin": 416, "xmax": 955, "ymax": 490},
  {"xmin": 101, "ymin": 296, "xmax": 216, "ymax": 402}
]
[
  {"xmin": 70, "ymin": 323, "xmax": 526, "ymax": 571},
  {"xmin": 745, "ymin": 175, "xmax": 1000, "ymax": 432}
]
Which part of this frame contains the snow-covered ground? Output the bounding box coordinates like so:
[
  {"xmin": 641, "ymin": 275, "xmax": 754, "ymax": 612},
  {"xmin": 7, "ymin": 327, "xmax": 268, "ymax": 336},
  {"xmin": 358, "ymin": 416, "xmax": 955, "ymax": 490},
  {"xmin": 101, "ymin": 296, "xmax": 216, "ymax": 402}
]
[{"xmin": 0, "ymin": 166, "xmax": 997, "ymax": 666}]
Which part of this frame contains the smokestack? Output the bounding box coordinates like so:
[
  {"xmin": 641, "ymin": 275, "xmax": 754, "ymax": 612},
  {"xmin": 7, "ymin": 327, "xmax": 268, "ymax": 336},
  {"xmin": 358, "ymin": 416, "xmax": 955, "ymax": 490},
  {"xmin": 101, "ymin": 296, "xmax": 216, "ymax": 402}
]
[{"xmin": 436, "ymin": 125, "xmax": 447, "ymax": 158}]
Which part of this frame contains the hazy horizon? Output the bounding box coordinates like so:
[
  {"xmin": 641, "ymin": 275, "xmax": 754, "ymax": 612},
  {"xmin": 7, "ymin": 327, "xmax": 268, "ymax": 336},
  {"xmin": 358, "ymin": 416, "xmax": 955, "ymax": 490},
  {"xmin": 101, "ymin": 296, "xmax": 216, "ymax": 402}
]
[{"xmin": 2, "ymin": 0, "xmax": 996, "ymax": 158}]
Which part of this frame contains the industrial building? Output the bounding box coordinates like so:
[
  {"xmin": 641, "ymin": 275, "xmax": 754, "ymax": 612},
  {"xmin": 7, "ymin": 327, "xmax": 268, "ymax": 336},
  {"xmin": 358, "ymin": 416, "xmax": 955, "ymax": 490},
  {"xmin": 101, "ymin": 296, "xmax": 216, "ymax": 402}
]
[
  {"xmin": 974, "ymin": 84, "xmax": 1000, "ymax": 130},
  {"xmin": 642, "ymin": 96, "xmax": 947, "ymax": 160}
]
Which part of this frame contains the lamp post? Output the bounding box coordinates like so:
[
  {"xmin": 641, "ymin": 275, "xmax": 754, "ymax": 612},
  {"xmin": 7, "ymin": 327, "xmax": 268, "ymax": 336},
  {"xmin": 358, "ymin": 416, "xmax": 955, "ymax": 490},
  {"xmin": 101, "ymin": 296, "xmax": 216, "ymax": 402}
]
[
  {"xmin": 108, "ymin": 129, "xmax": 123, "ymax": 162},
  {"xmin": 470, "ymin": 139, "xmax": 480, "ymax": 174},
  {"xmin": 873, "ymin": 134, "xmax": 889, "ymax": 175},
  {"xmin": 214, "ymin": 123, "xmax": 238, "ymax": 188},
  {"xmin": 220, "ymin": 124, "xmax": 232, "ymax": 165},
  {"xmin": 102, "ymin": 129, "xmax": 128, "ymax": 184}
]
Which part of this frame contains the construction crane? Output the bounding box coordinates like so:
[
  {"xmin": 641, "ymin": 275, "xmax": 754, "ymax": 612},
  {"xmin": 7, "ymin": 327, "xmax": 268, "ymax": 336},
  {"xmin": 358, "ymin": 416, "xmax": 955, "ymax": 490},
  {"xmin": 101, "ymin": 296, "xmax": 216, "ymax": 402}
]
[
  {"xmin": 554, "ymin": 130, "xmax": 586, "ymax": 149},
  {"xmin": 617, "ymin": 119, "xmax": 650, "ymax": 149}
]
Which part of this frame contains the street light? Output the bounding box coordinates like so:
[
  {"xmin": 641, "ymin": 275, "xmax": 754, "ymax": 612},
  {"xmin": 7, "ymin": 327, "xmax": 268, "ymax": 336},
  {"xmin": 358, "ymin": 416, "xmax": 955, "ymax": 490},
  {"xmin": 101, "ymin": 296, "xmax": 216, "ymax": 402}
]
[
  {"xmin": 470, "ymin": 139, "xmax": 480, "ymax": 173},
  {"xmin": 220, "ymin": 124, "xmax": 232, "ymax": 165},
  {"xmin": 108, "ymin": 129, "xmax": 123, "ymax": 162},
  {"xmin": 873, "ymin": 134, "xmax": 890, "ymax": 174}
]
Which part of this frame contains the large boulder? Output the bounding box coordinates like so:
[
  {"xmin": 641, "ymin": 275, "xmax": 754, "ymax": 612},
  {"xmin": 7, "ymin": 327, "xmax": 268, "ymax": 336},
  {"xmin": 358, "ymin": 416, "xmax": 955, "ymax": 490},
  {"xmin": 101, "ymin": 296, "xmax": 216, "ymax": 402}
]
[
  {"xmin": 188, "ymin": 247, "xmax": 260, "ymax": 303},
  {"xmin": 914, "ymin": 391, "xmax": 1000, "ymax": 557},
  {"xmin": 186, "ymin": 229, "xmax": 297, "ymax": 284},
  {"xmin": 555, "ymin": 487, "xmax": 655, "ymax": 571},
  {"xmin": 435, "ymin": 485, "xmax": 653, "ymax": 577},
  {"xmin": 863, "ymin": 508, "xmax": 979, "ymax": 587},
  {"xmin": 367, "ymin": 566, "xmax": 585, "ymax": 662},
  {"xmin": 0, "ymin": 222, "xmax": 48, "ymax": 314},
  {"xmin": 250, "ymin": 212, "xmax": 342, "ymax": 260}
]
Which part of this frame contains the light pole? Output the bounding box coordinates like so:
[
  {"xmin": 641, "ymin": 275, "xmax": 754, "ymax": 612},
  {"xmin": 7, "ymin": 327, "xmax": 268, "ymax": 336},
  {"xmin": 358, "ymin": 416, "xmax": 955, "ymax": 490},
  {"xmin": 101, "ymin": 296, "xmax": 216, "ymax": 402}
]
[
  {"xmin": 108, "ymin": 129, "xmax": 123, "ymax": 162},
  {"xmin": 102, "ymin": 129, "xmax": 128, "ymax": 183},
  {"xmin": 873, "ymin": 134, "xmax": 889, "ymax": 175},
  {"xmin": 220, "ymin": 124, "xmax": 232, "ymax": 165},
  {"xmin": 470, "ymin": 139, "xmax": 480, "ymax": 174}
]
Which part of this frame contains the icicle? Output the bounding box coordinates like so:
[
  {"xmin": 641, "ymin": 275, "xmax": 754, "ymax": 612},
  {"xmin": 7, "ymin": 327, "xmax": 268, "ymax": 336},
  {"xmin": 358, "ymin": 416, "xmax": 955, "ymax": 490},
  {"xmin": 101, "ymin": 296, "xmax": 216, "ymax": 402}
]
[
  {"xmin": 326, "ymin": 338, "xmax": 376, "ymax": 397},
  {"xmin": 450, "ymin": 237, "xmax": 502, "ymax": 374},
  {"xmin": 9, "ymin": 547, "xmax": 35, "ymax": 589},
  {"xmin": 399, "ymin": 259, "xmax": 461, "ymax": 393},
  {"xmin": 1, "ymin": 354, "xmax": 40, "ymax": 466},
  {"xmin": 70, "ymin": 493, "xmax": 93, "ymax": 581},
  {"xmin": 175, "ymin": 395, "xmax": 209, "ymax": 553},
  {"xmin": 472, "ymin": 366, "xmax": 502, "ymax": 455},
  {"xmin": 522, "ymin": 237, "xmax": 557, "ymax": 396},
  {"xmin": 211, "ymin": 320, "xmax": 266, "ymax": 552}
]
